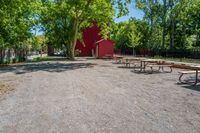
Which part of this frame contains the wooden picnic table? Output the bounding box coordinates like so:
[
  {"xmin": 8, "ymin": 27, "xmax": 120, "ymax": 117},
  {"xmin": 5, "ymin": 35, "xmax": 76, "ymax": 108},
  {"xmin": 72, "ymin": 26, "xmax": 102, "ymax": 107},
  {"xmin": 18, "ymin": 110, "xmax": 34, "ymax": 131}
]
[
  {"xmin": 188, "ymin": 65, "xmax": 200, "ymax": 85},
  {"xmin": 114, "ymin": 55, "xmax": 123, "ymax": 58},
  {"xmin": 139, "ymin": 59, "xmax": 164, "ymax": 72},
  {"xmin": 124, "ymin": 57, "xmax": 144, "ymax": 61},
  {"xmin": 123, "ymin": 57, "xmax": 144, "ymax": 67},
  {"xmin": 114, "ymin": 55, "xmax": 124, "ymax": 63}
]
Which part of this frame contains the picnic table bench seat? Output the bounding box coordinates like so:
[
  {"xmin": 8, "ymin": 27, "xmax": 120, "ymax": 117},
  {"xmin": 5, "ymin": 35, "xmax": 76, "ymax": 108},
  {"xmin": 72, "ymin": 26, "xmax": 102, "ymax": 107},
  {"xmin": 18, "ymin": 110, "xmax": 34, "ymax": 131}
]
[
  {"xmin": 146, "ymin": 64, "xmax": 173, "ymax": 73},
  {"xmin": 114, "ymin": 56, "xmax": 124, "ymax": 63},
  {"xmin": 122, "ymin": 59, "xmax": 141, "ymax": 67},
  {"xmin": 178, "ymin": 70, "xmax": 200, "ymax": 84},
  {"xmin": 178, "ymin": 71, "xmax": 197, "ymax": 74}
]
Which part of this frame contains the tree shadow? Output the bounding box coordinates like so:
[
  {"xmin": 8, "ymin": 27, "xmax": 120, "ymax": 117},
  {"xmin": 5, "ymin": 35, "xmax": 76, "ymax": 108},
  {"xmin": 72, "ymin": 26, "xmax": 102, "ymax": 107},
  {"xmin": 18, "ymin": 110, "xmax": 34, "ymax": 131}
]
[
  {"xmin": 130, "ymin": 69, "xmax": 169, "ymax": 75},
  {"xmin": 85, "ymin": 57, "xmax": 98, "ymax": 60},
  {"xmin": 177, "ymin": 75, "xmax": 200, "ymax": 92},
  {"xmin": 181, "ymin": 84, "xmax": 200, "ymax": 92},
  {"xmin": 118, "ymin": 66, "xmax": 135, "ymax": 69},
  {"xmin": 0, "ymin": 62, "xmax": 97, "ymax": 75},
  {"xmin": 28, "ymin": 57, "xmax": 69, "ymax": 62}
]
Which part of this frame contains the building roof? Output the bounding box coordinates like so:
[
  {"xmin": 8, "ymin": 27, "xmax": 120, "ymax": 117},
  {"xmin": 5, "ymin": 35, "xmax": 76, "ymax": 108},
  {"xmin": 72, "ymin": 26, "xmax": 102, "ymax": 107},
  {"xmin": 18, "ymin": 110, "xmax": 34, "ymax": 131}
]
[{"xmin": 95, "ymin": 39, "xmax": 104, "ymax": 44}]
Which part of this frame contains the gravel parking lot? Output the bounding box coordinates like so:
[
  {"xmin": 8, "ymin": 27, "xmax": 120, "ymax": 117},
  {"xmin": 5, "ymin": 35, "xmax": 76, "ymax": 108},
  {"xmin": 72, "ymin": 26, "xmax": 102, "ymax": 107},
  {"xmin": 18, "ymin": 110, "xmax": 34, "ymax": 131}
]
[{"xmin": 0, "ymin": 58, "xmax": 200, "ymax": 133}]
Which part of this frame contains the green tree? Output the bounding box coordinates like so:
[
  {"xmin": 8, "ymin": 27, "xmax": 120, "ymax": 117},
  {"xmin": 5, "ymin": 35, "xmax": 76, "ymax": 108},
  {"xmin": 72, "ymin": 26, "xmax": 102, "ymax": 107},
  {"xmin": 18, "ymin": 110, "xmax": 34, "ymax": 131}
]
[
  {"xmin": 32, "ymin": 35, "xmax": 47, "ymax": 56},
  {"xmin": 40, "ymin": 0, "xmax": 116, "ymax": 59},
  {"xmin": 0, "ymin": 0, "xmax": 38, "ymax": 63},
  {"xmin": 112, "ymin": 18, "xmax": 147, "ymax": 53},
  {"xmin": 133, "ymin": 0, "xmax": 200, "ymax": 50}
]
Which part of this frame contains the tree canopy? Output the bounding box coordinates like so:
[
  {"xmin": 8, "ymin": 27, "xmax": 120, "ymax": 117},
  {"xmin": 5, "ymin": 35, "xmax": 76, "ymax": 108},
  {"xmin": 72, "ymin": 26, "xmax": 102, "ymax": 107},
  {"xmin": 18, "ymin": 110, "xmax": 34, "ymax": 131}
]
[
  {"xmin": 40, "ymin": 0, "xmax": 117, "ymax": 59},
  {"xmin": 0, "ymin": 0, "xmax": 199, "ymax": 63}
]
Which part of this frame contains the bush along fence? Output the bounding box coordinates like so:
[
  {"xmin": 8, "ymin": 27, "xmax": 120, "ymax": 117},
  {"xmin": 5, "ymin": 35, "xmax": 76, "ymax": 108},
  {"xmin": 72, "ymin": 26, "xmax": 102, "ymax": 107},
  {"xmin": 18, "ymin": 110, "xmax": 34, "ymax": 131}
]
[
  {"xmin": 114, "ymin": 48, "xmax": 149, "ymax": 56},
  {"xmin": 115, "ymin": 47, "xmax": 200, "ymax": 59},
  {"xmin": 0, "ymin": 48, "xmax": 27, "ymax": 64},
  {"xmin": 149, "ymin": 48, "xmax": 200, "ymax": 59}
]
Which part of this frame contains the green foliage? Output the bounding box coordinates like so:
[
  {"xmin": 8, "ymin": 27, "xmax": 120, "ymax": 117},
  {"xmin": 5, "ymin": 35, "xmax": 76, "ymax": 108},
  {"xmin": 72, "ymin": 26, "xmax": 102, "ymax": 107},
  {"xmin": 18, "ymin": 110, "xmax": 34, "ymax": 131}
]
[
  {"xmin": 32, "ymin": 35, "xmax": 47, "ymax": 51},
  {"xmin": 112, "ymin": 18, "xmax": 148, "ymax": 50},
  {"xmin": 0, "ymin": 0, "xmax": 36, "ymax": 46},
  {"xmin": 112, "ymin": 0, "xmax": 200, "ymax": 54},
  {"xmin": 40, "ymin": 0, "xmax": 117, "ymax": 59},
  {"xmin": 1, "ymin": 0, "xmax": 199, "ymax": 62},
  {"xmin": 0, "ymin": 0, "xmax": 39, "ymax": 63},
  {"xmin": 113, "ymin": 0, "xmax": 200, "ymax": 53},
  {"xmin": 1, "ymin": 0, "xmax": 127, "ymax": 61}
]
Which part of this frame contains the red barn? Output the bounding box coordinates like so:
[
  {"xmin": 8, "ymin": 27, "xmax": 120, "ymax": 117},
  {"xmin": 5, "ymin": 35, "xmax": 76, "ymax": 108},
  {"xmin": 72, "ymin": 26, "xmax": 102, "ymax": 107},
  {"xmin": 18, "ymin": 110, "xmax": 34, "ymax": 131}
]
[
  {"xmin": 95, "ymin": 39, "xmax": 114, "ymax": 58},
  {"xmin": 75, "ymin": 23, "xmax": 114, "ymax": 58}
]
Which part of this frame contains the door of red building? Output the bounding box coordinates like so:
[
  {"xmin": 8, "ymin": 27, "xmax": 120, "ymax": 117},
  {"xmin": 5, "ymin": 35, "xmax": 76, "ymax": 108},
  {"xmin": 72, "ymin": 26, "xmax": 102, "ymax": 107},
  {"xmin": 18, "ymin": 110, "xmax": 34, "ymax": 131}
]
[{"xmin": 96, "ymin": 45, "xmax": 99, "ymax": 57}]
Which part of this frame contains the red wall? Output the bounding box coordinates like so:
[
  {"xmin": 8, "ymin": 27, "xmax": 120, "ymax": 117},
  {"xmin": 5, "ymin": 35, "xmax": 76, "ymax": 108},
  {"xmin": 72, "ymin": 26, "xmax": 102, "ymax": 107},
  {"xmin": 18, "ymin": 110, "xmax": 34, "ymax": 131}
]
[
  {"xmin": 75, "ymin": 23, "xmax": 114, "ymax": 57},
  {"xmin": 97, "ymin": 40, "xmax": 114, "ymax": 58},
  {"xmin": 75, "ymin": 24, "xmax": 101, "ymax": 56}
]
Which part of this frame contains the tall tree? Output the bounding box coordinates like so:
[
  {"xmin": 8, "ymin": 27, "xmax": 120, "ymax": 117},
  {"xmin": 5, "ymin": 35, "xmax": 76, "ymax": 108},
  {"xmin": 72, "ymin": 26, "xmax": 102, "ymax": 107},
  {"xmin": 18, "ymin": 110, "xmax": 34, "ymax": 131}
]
[
  {"xmin": 0, "ymin": 0, "xmax": 37, "ymax": 62},
  {"xmin": 169, "ymin": 0, "xmax": 175, "ymax": 49},
  {"xmin": 162, "ymin": 0, "xmax": 167, "ymax": 48},
  {"xmin": 112, "ymin": 18, "xmax": 148, "ymax": 52},
  {"xmin": 40, "ymin": 0, "xmax": 117, "ymax": 59}
]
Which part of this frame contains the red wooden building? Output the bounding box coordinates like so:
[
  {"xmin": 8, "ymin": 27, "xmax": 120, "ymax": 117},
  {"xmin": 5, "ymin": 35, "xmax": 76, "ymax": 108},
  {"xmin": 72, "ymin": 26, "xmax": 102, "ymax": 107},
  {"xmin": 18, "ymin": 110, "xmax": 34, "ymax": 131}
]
[{"xmin": 75, "ymin": 23, "xmax": 114, "ymax": 58}]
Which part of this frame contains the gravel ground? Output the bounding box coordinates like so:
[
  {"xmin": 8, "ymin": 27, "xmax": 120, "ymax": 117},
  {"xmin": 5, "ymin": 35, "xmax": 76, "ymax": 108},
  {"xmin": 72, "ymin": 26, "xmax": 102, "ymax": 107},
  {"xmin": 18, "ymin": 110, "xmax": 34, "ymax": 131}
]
[{"xmin": 0, "ymin": 57, "xmax": 200, "ymax": 133}]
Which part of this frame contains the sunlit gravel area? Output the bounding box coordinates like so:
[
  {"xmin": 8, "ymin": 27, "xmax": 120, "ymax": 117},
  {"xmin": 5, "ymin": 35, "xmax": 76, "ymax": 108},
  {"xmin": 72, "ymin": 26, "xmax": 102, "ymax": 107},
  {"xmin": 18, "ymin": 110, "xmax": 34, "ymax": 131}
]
[{"xmin": 0, "ymin": 57, "xmax": 200, "ymax": 133}]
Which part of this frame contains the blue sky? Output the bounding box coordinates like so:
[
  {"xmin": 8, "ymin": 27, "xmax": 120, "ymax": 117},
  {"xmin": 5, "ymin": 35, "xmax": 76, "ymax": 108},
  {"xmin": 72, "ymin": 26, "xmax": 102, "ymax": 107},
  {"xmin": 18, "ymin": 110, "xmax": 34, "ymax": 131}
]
[{"xmin": 114, "ymin": 2, "xmax": 144, "ymax": 23}]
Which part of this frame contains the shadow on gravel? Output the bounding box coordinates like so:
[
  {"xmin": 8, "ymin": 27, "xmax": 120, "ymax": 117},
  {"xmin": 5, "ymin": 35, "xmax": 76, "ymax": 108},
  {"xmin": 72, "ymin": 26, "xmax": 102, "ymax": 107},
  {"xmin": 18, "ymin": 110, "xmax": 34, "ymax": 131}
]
[
  {"xmin": 118, "ymin": 66, "xmax": 135, "ymax": 69},
  {"xmin": 29, "ymin": 57, "xmax": 69, "ymax": 62},
  {"xmin": 0, "ymin": 62, "xmax": 96, "ymax": 74},
  {"xmin": 181, "ymin": 85, "xmax": 200, "ymax": 92},
  {"xmin": 130, "ymin": 70, "xmax": 166, "ymax": 75}
]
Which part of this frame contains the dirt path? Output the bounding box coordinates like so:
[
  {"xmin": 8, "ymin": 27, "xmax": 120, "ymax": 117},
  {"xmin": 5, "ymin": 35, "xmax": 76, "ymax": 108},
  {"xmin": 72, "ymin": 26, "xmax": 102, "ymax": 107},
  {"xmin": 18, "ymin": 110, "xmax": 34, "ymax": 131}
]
[{"xmin": 0, "ymin": 58, "xmax": 200, "ymax": 133}]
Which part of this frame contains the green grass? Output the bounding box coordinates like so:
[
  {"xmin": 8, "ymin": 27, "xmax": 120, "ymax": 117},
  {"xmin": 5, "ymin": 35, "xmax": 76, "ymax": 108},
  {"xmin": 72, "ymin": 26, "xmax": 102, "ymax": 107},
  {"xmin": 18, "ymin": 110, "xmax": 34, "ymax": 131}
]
[
  {"xmin": 33, "ymin": 56, "xmax": 200, "ymax": 64},
  {"xmin": 150, "ymin": 56, "xmax": 200, "ymax": 64},
  {"xmin": 31, "ymin": 56, "xmax": 69, "ymax": 62}
]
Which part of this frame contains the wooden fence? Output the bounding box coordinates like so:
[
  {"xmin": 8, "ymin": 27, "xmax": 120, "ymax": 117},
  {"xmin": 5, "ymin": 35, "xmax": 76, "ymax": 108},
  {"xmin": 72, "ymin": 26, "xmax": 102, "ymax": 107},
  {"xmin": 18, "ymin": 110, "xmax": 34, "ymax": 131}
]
[
  {"xmin": 149, "ymin": 49, "xmax": 200, "ymax": 59},
  {"xmin": 0, "ymin": 48, "xmax": 27, "ymax": 64}
]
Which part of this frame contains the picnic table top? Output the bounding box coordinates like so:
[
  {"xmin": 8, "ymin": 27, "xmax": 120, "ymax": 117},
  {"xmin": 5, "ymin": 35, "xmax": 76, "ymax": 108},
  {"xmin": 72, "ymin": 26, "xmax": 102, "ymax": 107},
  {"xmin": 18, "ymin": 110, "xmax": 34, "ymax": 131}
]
[
  {"xmin": 122, "ymin": 58, "xmax": 166, "ymax": 63},
  {"xmin": 141, "ymin": 59, "xmax": 164, "ymax": 62},
  {"xmin": 114, "ymin": 56, "xmax": 124, "ymax": 58},
  {"xmin": 124, "ymin": 57, "xmax": 144, "ymax": 60},
  {"xmin": 188, "ymin": 65, "xmax": 200, "ymax": 70}
]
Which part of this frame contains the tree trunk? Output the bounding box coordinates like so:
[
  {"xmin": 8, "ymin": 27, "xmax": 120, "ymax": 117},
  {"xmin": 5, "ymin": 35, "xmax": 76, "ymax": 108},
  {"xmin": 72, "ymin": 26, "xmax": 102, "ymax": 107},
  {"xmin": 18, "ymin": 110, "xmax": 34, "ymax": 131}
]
[
  {"xmin": 169, "ymin": 0, "xmax": 175, "ymax": 49},
  {"xmin": 197, "ymin": 34, "xmax": 200, "ymax": 46},
  {"xmin": 170, "ymin": 16, "xmax": 175, "ymax": 49},
  {"xmin": 40, "ymin": 50, "xmax": 42, "ymax": 57},
  {"xmin": 0, "ymin": 49, "xmax": 3, "ymax": 63},
  {"xmin": 67, "ymin": 19, "xmax": 79, "ymax": 60},
  {"xmin": 162, "ymin": 0, "xmax": 167, "ymax": 49},
  {"xmin": 3, "ymin": 49, "xmax": 5, "ymax": 62},
  {"xmin": 8, "ymin": 49, "xmax": 11, "ymax": 63},
  {"xmin": 150, "ymin": 12, "xmax": 154, "ymax": 34}
]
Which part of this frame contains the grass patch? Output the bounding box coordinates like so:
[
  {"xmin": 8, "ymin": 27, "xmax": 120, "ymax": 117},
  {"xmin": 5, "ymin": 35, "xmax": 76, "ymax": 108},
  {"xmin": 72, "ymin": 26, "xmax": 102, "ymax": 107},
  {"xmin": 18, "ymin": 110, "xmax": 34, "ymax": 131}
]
[
  {"xmin": 0, "ymin": 64, "xmax": 9, "ymax": 67},
  {"xmin": 0, "ymin": 81, "xmax": 14, "ymax": 95},
  {"xmin": 31, "ymin": 56, "xmax": 69, "ymax": 62},
  {"xmin": 150, "ymin": 56, "xmax": 200, "ymax": 64}
]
